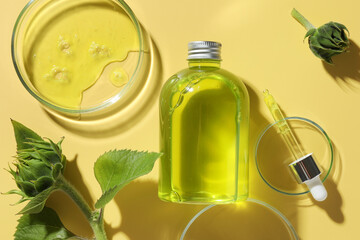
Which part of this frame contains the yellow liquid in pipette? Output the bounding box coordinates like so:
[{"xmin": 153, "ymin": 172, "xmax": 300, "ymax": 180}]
[{"xmin": 263, "ymin": 89, "xmax": 305, "ymax": 160}]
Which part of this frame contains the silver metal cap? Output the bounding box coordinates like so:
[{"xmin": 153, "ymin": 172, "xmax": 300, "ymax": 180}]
[
  {"xmin": 187, "ymin": 41, "xmax": 222, "ymax": 60},
  {"xmin": 289, "ymin": 153, "xmax": 321, "ymax": 183}
]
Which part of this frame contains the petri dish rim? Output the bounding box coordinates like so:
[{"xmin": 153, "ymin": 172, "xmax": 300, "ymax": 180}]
[
  {"xmin": 255, "ymin": 116, "xmax": 334, "ymax": 196},
  {"xmin": 11, "ymin": 0, "xmax": 145, "ymax": 114},
  {"xmin": 180, "ymin": 198, "xmax": 299, "ymax": 240}
]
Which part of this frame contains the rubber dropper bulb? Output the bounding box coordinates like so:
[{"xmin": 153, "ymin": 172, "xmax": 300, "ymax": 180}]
[{"xmin": 304, "ymin": 175, "xmax": 327, "ymax": 201}]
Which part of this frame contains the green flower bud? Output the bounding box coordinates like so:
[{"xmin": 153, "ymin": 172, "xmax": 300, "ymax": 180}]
[
  {"xmin": 306, "ymin": 22, "xmax": 349, "ymax": 64},
  {"xmin": 9, "ymin": 138, "xmax": 66, "ymax": 197},
  {"xmin": 292, "ymin": 8, "xmax": 350, "ymax": 64}
]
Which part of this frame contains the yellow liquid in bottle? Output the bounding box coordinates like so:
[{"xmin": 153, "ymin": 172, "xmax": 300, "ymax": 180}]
[
  {"xmin": 159, "ymin": 68, "xmax": 249, "ymax": 204},
  {"xmin": 23, "ymin": 0, "xmax": 139, "ymax": 109}
]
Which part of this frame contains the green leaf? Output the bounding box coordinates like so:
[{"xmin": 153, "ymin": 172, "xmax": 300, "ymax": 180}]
[
  {"xmin": 95, "ymin": 185, "xmax": 126, "ymax": 209},
  {"xmin": 18, "ymin": 186, "xmax": 56, "ymax": 215},
  {"xmin": 94, "ymin": 150, "xmax": 161, "ymax": 208},
  {"xmin": 14, "ymin": 207, "xmax": 75, "ymax": 240},
  {"xmin": 11, "ymin": 120, "xmax": 43, "ymax": 151}
]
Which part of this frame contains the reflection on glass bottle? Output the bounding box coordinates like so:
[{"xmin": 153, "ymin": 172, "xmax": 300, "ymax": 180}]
[{"xmin": 159, "ymin": 41, "xmax": 250, "ymax": 204}]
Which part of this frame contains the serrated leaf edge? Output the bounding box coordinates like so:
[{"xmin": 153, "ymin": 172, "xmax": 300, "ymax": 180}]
[
  {"xmin": 94, "ymin": 150, "xmax": 162, "ymax": 209},
  {"xmin": 94, "ymin": 185, "xmax": 119, "ymax": 209}
]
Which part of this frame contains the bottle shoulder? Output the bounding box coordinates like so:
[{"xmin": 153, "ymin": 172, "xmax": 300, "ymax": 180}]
[{"xmin": 161, "ymin": 67, "xmax": 249, "ymax": 98}]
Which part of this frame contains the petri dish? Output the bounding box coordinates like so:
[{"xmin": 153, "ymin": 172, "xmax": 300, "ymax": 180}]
[
  {"xmin": 12, "ymin": 0, "xmax": 149, "ymax": 115},
  {"xmin": 255, "ymin": 117, "xmax": 333, "ymax": 195},
  {"xmin": 180, "ymin": 198, "xmax": 299, "ymax": 240}
]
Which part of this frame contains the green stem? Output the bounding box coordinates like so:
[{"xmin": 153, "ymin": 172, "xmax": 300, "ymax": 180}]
[
  {"xmin": 56, "ymin": 175, "xmax": 108, "ymax": 240},
  {"xmin": 291, "ymin": 8, "xmax": 316, "ymax": 31},
  {"xmin": 90, "ymin": 210, "xmax": 107, "ymax": 240},
  {"xmin": 89, "ymin": 209, "xmax": 107, "ymax": 240}
]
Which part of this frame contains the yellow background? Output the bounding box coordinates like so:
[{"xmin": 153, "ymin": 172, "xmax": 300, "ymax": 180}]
[{"xmin": 1, "ymin": 0, "xmax": 359, "ymax": 239}]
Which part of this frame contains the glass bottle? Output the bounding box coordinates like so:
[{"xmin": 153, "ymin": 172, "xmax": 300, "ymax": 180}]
[{"xmin": 159, "ymin": 41, "xmax": 249, "ymax": 204}]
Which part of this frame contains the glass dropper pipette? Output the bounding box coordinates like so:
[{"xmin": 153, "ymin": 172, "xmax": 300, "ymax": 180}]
[
  {"xmin": 263, "ymin": 89, "xmax": 327, "ymax": 201},
  {"xmin": 263, "ymin": 89, "xmax": 305, "ymax": 160}
]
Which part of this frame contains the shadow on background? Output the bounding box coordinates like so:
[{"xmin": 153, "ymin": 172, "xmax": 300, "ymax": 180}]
[
  {"xmin": 243, "ymin": 82, "xmax": 300, "ymax": 237},
  {"xmin": 323, "ymin": 39, "xmax": 360, "ymax": 91},
  {"xmin": 313, "ymin": 144, "xmax": 344, "ymax": 223},
  {"xmin": 248, "ymin": 82, "xmax": 345, "ymax": 236},
  {"xmin": 297, "ymin": 143, "xmax": 344, "ymax": 223},
  {"xmin": 314, "ymin": 178, "xmax": 344, "ymax": 223},
  {"xmin": 105, "ymin": 181, "xmax": 203, "ymax": 240},
  {"xmin": 256, "ymin": 116, "xmax": 335, "ymax": 197},
  {"xmin": 183, "ymin": 201, "xmax": 296, "ymax": 240},
  {"xmin": 285, "ymin": 126, "xmax": 344, "ymax": 218},
  {"xmin": 44, "ymin": 36, "xmax": 163, "ymax": 138},
  {"xmin": 46, "ymin": 155, "xmax": 94, "ymax": 238}
]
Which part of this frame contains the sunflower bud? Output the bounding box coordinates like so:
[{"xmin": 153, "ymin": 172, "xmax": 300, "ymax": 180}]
[
  {"xmin": 9, "ymin": 138, "xmax": 66, "ymax": 198},
  {"xmin": 292, "ymin": 8, "xmax": 350, "ymax": 64},
  {"xmin": 6, "ymin": 120, "xmax": 67, "ymax": 201},
  {"xmin": 306, "ymin": 22, "xmax": 349, "ymax": 64}
]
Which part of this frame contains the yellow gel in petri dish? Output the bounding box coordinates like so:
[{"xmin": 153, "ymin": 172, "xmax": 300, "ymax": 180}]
[{"xmin": 23, "ymin": 0, "xmax": 139, "ymax": 109}]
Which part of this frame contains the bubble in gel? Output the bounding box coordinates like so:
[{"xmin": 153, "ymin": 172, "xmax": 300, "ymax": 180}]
[{"xmin": 110, "ymin": 67, "xmax": 128, "ymax": 87}]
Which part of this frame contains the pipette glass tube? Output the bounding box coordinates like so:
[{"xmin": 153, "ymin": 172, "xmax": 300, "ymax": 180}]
[
  {"xmin": 263, "ymin": 89, "xmax": 327, "ymax": 201},
  {"xmin": 263, "ymin": 89, "xmax": 305, "ymax": 160}
]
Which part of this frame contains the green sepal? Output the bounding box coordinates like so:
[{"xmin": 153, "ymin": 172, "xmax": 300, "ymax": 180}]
[
  {"xmin": 34, "ymin": 176, "xmax": 54, "ymax": 193},
  {"xmin": 14, "ymin": 207, "xmax": 75, "ymax": 240},
  {"xmin": 21, "ymin": 159, "xmax": 53, "ymax": 179},
  {"xmin": 304, "ymin": 28, "xmax": 316, "ymax": 39},
  {"xmin": 52, "ymin": 163, "xmax": 63, "ymax": 179},
  {"xmin": 12, "ymin": 197, "xmax": 33, "ymax": 206},
  {"xmin": 330, "ymin": 21, "xmax": 349, "ymax": 34},
  {"xmin": 24, "ymin": 141, "xmax": 52, "ymax": 151},
  {"xmin": 60, "ymin": 155, "xmax": 67, "ymax": 173},
  {"xmin": 3, "ymin": 189, "xmax": 28, "ymax": 197},
  {"xmin": 2, "ymin": 189, "xmax": 33, "ymax": 205},
  {"xmin": 57, "ymin": 137, "xmax": 64, "ymax": 149},
  {"xmin": 18, "ymin": 150, "xmax": 48, "ymax": 166},
  {"xmin": 39, "ymin": 150, "xmax": 62, "ymax": 166},
  {"xmin": 316, "ymin": 35, "xmax": 339, "ymax": 49},
  {"xmin": 16, "ymin": 180, "xmax": 37, "ymax": 197},
  {"xmin": 11, "ymin": 120, "xmax": 42, "ymax": 151},
  {"xmin": 17, "ymin": 163, "xmax": 36, "ymax": 182},
  {"xmin": 18, "ymin": 186, "xmax": 56, "ymax": 215},
  {"xmin": 30, "ymin": 150, "xmax": 54, "ymax": 167},
  {"xmin": 44, "ymin": 137, "xmax": 62, "ymax": 157},
  {"xmin": 309, "ymin": 44, "xmax": 333, "ymax": 64}
]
